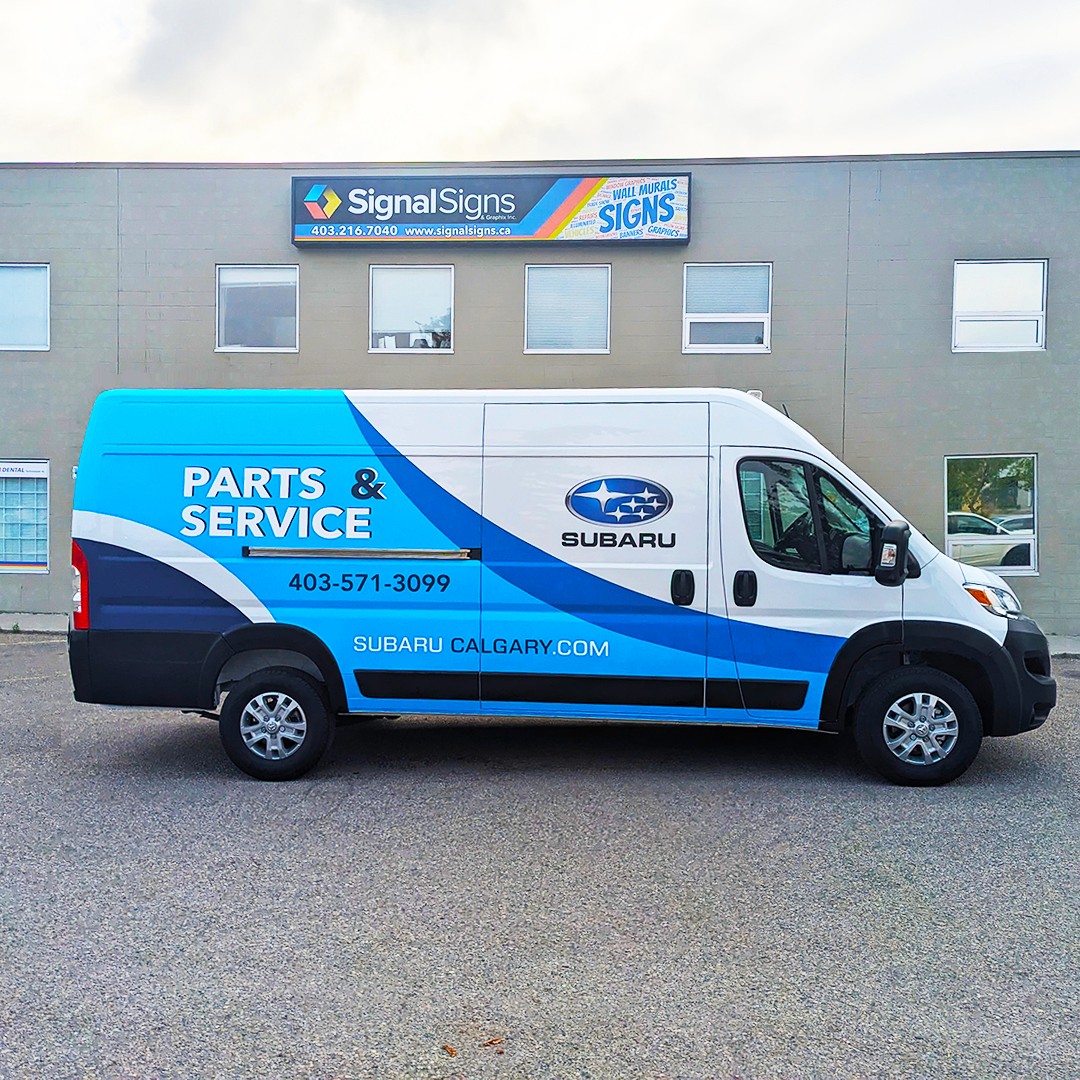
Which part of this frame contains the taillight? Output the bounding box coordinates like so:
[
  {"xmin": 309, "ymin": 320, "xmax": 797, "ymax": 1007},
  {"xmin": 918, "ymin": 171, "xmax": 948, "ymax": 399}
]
[{"xmin": 72, "ymin": 539, "xmax": 89, "ymax": 630}]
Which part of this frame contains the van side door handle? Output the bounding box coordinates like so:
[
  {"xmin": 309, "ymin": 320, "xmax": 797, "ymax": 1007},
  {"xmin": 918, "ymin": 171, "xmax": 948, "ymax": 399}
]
[
  {"xmin": 733, "ymin": 569, "xmax": 757, "ymax": 607},
  {"xmin": 670, "ymin": 569, "xmax": 695, "ymax": 606}
]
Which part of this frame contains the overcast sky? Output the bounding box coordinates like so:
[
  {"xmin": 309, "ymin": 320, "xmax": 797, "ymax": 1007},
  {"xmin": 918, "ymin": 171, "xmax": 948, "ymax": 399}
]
[{"xmin": 4, "ymin": 0, "xmax": 1080, "ymax": 163}]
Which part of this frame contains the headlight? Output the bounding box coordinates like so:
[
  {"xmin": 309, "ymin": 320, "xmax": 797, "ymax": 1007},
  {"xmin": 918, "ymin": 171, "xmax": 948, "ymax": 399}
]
[{"xmin": 964, "ymin": 583, "xmax": 1022, "ymax": 618}]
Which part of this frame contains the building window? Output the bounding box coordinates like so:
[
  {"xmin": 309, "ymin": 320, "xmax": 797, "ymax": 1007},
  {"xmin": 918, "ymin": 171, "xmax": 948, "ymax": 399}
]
[
  {"xmin": 370, "ymin": 266, "xmax": 453, "ymax": 351},
  {"xmin": 683, "ymin": 263, "xmax": 771, "ymax": 353},
  {"xmin": 0, "ymin": 264, "xmax": 50, "ymax": 351},
  {"xmin": 945, "ymin": 454, "xmax": 1036, "ymax": 574},
  {"xmin": 952, "ymin": 260, "xmax": 1047, "ymax": 351},
  {"xmin": 216, "ymin": 266, "xmax": 299, "ymax": 352},
  {"xmin": 0, "ymin": 461, "xmax": 49, "ymax": 573},
  {"xmin": 524, "ymin": 264, "xmax": 610, "ymax": 353}
]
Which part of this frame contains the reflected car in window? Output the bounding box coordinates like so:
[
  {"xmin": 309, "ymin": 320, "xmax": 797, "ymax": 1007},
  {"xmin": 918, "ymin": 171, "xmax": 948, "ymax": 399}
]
[
  {"xmin": 946, "ymin": 512, "xmax": 1032, "ymax": 568},
  {"xmin": 992, "ymin": 513, "xmax": 1035, "ymax": 533}
]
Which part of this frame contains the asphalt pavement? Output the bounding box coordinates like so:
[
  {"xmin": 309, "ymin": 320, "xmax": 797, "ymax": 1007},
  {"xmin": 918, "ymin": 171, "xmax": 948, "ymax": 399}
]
[{"xmin": 1, "ymin": 633, "xmax": 1077, "ymax": 1079}]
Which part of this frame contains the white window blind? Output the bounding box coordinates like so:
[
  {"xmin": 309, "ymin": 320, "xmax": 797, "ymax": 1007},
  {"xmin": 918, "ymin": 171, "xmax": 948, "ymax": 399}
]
[
  {"xmin": 0, "ymin": 265, "xmax": 49, "ymax": 351},
  {"xmin": 683, "ymin": 263, "xmax": 771, "ymax": 353},
  {"xmin": 953, "ymin": 261, "xmax": 1046, "ymax": 351},
  {"xmin": 525, "ymin": 265, "xmax": 610, "ymax": 352}
]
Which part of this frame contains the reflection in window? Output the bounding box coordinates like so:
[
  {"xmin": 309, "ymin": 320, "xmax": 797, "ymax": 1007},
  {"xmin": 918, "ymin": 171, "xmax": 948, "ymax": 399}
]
[
  {"xmin": 945, "ymin": 455, "xmax": 1036, "ymax": 573},
  {"xmin": 738, "ymin": 459, "xmax": 821, "ymax": 572},
  {"xmin": 739, "ymin": 459, "xmax": 882, "ymax": 576},
  {"xmin": 216, "ymin": 266, "xmax": 299, "ymax": 351},
  {"xmin": 370, "ymin": 266, "xmax": 453, "ymax": 351},
  {"xmin": 816, "ymin": 472, "xmax": 876, "ymax": 574}
]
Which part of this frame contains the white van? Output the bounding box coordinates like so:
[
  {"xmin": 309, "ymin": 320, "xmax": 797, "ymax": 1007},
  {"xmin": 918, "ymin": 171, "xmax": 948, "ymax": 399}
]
[{"xmin": 68, "ymin": 388, "xmax": 1056, "ymax": 784}]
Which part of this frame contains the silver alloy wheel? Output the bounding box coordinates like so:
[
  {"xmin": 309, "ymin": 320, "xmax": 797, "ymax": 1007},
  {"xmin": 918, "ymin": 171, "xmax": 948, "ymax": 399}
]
[
  {"xmin": 239, "ymin": 691, "xmax": 308, "ymax": 760},
  {"xmin": 882, "ymin": 691, "xmax": 959, "ymax": 765}
]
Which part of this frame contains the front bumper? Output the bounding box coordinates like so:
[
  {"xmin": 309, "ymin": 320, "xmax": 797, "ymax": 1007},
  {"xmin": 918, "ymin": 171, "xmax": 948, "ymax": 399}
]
[{"xmin": 1001, "ymin": 616, "xmax": 1056, "ymax": 734}]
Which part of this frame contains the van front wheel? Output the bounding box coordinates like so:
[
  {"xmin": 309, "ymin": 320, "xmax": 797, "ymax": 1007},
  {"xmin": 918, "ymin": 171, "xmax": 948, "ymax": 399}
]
[
  {"xmin": 853, "ymin": 667, "xmax": 982, "ymax": 786},
  {"xmin": 219, "ymin": 668, "xmax": 334, "ymax": 781}
]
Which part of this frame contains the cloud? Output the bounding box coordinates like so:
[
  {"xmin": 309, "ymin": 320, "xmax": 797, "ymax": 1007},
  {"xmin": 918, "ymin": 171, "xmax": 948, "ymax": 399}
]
[
  {"xmin": 130, "ymin": 0, "xmax": 258, "ymax": 95},
  {"xmin": 1, "ymin": 0, "xmax": 1080, "ymax": 162}
]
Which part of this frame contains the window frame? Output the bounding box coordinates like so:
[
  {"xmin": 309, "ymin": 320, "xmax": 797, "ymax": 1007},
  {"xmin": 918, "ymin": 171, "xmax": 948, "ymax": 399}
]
[
  {"xmin": 523, "ymin": 263, "xmax": 611, "ymax": 355},
  {"xmin": 943, "ymin": 453, "xmax": 1038, "ymax": 576},
  {"xmin": 0, "ymin": 263, "xmax": 50, "ymax": 352},
  {"xmin": 951, "ymin": 260, "xmax": 1047, "ymax": 353},
  {"xmin": 0, "ymin": 459, "xmax": 49, "ymax": 574},
  {"xmin": 215, "ymin": 264, "xmax": 300, "ymax": 354},
  {"xmin": 682, "ymin": 262, "xmax": 772, "ymax": 354},
  {"xmin": 369, "ymin": 264, "xmax": 455, "ymax": 354}
]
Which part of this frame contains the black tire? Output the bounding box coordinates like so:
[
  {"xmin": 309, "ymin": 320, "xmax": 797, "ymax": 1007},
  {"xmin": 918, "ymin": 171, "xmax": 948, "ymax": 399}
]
[
  {"xmin": 1002, "ymin": 543, "xmax": 1030, "ymax": 566},
  {"xmin": 219, "ymin": 667, "xmax": 334, "ymax": 781},
  {"xmin": 853, "ymin": 666, "xmax": 982, "ymax": 786}
]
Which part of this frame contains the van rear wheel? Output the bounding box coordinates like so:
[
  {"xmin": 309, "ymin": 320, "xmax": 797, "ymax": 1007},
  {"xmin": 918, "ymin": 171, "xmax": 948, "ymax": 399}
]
[
  {"xmin": 219, "ymin": 667, "xmax": 334, "ymax": 781},
  {"xmin": 853, "ymin": 666, "xmax": 982, "ymax": 786}
]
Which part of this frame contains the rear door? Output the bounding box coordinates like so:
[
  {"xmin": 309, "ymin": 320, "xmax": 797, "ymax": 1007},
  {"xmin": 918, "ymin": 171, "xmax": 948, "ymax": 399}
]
[{"xmin": 479, "ymin": 401, "xmax": 710, "ymax": 719}]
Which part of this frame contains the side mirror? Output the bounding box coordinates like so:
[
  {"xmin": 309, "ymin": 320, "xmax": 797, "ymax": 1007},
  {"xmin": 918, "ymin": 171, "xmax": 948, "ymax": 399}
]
[
  {"xmin": 875, "ymin": 520, "xmax": 911, "ymax": 587},
  {"xmin": 841, "ymin": 534, "xmax": 872, "ymax": 571}
]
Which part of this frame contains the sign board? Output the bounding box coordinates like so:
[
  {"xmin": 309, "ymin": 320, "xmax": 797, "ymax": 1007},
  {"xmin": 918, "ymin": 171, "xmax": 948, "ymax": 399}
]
[{"xmin": 292, "ymin": 174, "xmax": 690, "ymax": 245}]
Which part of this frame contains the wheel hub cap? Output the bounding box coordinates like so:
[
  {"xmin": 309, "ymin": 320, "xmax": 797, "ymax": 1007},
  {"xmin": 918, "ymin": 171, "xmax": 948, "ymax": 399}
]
[
  {"xmin": 882, "ymin": 692, "xmax": 959, "ymax": 765},
  {"xmin": 239, "ymin": 692, "xmax": 307, "ymax": 760}
]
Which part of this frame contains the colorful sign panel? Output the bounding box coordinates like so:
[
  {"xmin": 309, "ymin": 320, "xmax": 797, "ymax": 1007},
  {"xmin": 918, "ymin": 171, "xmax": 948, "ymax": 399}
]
[{"xmin": 291, "ymin": 174, "xmax": 690, "ymax": 244}]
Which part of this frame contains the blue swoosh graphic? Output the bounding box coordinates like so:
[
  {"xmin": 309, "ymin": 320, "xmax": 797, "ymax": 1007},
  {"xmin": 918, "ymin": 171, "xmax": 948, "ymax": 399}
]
[{"xmin": 345, "ymin": 397, "xmax": 843, "ymax": 673}]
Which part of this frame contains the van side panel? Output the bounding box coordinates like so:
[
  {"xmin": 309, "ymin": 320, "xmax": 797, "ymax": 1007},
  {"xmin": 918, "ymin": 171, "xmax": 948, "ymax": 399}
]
[
  {"xmin": 73, "ymin": 391, "xmax": 486, "ymax": 714},
  {"xmin": 477, "ymin": 402, "xmax": 714, "ymax": 718}
]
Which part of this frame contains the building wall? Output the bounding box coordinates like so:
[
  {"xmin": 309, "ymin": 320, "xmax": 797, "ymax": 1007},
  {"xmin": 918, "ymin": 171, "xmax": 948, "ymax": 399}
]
[
  {"xmin": 843, "ymin": 156, "xmax": 1080, "ymax": 632},
  {"xmin": 0, "ymin": 168, "xmax": 119, "ymax": 615},
  {"xmin": 1, "ymin": 155, "xmax": 1075, "ymax": 630}
]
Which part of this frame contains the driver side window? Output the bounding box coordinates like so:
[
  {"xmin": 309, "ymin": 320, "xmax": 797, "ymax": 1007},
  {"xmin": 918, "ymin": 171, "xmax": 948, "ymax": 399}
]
[
  {"xmin": 738, "ymin": 460, "xmax": 822, "ymax": 572},
  {"xmin": 738, "ymin": 458, "xmax": 882, "ymax": 575}
]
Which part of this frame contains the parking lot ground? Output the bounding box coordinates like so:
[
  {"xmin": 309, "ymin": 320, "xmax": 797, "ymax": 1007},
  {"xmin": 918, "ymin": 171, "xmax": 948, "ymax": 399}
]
[{"xmin": 1, "ymin": 632, "xmax": 1078, "ymax": 1079}]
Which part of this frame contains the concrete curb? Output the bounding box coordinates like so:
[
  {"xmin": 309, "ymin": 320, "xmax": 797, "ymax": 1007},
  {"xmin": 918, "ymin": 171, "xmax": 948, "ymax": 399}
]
[{"xmin": 0, "ymin": 613, "xmax": 67, "ymax": 633}]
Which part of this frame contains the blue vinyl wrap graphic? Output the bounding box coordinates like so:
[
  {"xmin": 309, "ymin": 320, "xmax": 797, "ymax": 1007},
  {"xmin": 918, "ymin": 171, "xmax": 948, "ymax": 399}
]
[
  {"xmin": 345, "ymin": 400, "xmax": 844, "ymax": 725},
  {"xmin": 82, "ymin": 539, "xmax": 249, "ymax": 633},
  {"xmin": 75, "ymin": 390, "xmax": 846, "ymax": 725}
]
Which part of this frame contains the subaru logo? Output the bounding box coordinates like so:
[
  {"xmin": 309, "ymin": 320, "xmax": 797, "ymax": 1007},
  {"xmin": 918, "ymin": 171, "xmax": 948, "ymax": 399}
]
[{"xmin": 566, "ymin": 477, "xmax": 673, "ymax": 526}]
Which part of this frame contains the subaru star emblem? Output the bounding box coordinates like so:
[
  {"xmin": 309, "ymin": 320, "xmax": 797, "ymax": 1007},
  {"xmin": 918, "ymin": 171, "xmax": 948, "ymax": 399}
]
[{"xmin": 566, "ymin": 477, "xmax": 673, "ymax": 526}]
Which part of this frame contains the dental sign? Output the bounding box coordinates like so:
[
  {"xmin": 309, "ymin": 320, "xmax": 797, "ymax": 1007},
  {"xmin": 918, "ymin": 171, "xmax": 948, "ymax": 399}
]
[{"xmin": 291, "ymin": 174, "xmax": 690, "ymax": 244}]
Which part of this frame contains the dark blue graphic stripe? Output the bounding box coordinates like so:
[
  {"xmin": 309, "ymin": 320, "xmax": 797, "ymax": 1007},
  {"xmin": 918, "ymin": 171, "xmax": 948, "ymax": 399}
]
[{"xmin": 82, "ymin": 539, "xmax": 251, "ymax": 633}]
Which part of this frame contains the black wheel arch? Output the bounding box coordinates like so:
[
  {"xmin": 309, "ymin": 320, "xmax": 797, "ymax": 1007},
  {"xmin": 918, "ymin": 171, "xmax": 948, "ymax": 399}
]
[
  {"xmin": 820, "ymin": 620, "xmax": 1020, "ymax": 737},
  {"xmin": 198, "ymin": 623, "xmax": 349, "ymax": 714}
]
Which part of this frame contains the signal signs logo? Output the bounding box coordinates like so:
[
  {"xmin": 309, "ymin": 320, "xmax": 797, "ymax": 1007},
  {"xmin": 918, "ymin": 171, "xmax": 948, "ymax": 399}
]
[
  {"xmin": 566, "ymin": 477, "xmax": 673, "ymax": 526},
  {"xmin": 302, "ymin": 184, "xmax": 342, "ymax": 220}
]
